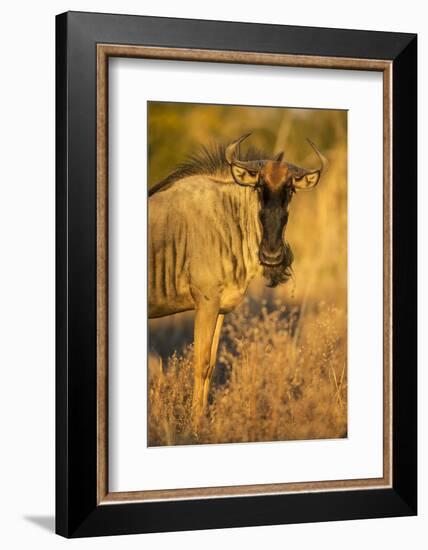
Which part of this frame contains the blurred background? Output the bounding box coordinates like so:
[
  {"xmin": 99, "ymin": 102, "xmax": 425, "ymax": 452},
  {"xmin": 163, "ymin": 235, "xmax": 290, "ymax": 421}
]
[{"xmin": 147, "ymin": 101, "xmax": 348, "ymax": 445}]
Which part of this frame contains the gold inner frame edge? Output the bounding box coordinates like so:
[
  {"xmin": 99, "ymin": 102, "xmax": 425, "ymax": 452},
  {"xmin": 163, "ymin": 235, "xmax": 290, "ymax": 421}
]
[{"xmin": 96, "ymin": 44, "xmax": 393, "ymax": 504}]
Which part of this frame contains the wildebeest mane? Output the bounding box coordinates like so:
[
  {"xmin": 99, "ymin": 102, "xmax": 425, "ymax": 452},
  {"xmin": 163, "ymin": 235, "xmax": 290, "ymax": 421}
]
[{"xmin": 148, "ymin": 142, "xmax": 274, "ymax": 197}]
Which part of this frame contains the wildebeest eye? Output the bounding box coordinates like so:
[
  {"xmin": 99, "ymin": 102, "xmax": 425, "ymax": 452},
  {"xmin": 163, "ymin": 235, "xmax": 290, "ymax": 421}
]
[{"xmin": 248, "ymin": 170, "xmax": 258, "ymax": 178}]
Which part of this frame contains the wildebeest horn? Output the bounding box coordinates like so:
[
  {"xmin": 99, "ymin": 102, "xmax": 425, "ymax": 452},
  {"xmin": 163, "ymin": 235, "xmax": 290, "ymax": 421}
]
[
  {"xmin": 306, "ymin": 138, "xmax": 329, "ymax": 174},
  {"xmin": 225, "ymin": 132, "xmax": 252, "ymax": 164}
]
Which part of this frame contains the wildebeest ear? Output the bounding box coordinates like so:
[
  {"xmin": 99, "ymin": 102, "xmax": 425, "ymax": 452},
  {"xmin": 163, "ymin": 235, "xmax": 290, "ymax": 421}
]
[
  {"xmin": 231, "ymin": 164, "xmax": 260, "ymax": 187},
  {"xmin": 275, "ymin": 152, "xmax": 285, "ymax": 162},
  {"xmin": 292, "ymin": 170, "xmax": 320, "ymax": 190}
]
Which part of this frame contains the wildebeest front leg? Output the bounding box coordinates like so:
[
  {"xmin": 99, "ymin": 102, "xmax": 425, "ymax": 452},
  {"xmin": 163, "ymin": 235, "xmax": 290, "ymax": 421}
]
[
  {"xmin": 202, "ymin": 313, "xmax": 224, "ymax": 411},
  {"xmin": 192, "ymin": 299, "xmax": 220, "ymax": 426}
]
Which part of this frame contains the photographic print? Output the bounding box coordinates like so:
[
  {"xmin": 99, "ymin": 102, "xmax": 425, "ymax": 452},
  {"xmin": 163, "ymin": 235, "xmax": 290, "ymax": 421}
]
[{"xmin": 148, "ymin": 102, "xmax": 348, "ymax": 446}]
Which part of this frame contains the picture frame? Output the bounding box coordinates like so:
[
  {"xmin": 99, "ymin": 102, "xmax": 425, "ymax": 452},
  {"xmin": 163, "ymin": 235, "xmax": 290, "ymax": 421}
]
[{"xmin": 56, "ymin": 11, "xmax": 417, "ymax": 537}]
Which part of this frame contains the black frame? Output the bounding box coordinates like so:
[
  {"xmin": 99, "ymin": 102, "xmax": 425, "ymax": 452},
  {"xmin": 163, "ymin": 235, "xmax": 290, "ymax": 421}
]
[{"xmin": 56, "ymin": 11, "xmax": 417, "ymax": 537}]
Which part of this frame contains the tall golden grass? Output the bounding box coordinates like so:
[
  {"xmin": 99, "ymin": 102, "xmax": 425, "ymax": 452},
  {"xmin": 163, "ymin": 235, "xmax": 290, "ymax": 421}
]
[{"xmin": 148, "ymin": 102, "xmax": 347, "ymax": 446}]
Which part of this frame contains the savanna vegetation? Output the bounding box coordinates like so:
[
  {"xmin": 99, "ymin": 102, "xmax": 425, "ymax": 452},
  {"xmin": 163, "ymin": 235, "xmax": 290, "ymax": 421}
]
[{"xmin": 147, "ymin": 102, "xmax": 347, "ymax": 446}]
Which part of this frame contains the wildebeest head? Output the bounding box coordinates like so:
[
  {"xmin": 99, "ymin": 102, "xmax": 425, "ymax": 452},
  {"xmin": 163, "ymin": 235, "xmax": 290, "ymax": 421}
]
[{"xmin": 225, "ymin": 133, "xmax": 328, "ymax": 287}]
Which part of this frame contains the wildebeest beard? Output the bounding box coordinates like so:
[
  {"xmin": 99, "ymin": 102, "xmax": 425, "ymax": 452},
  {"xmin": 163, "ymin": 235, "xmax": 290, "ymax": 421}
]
[{"xmin": 262, "ymin": 242, "xmax": 294, "ymax": 288}]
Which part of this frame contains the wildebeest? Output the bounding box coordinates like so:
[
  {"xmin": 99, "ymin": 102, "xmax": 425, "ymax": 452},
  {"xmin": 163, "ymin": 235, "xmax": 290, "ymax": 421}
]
[{"xmin": 148, "ymin": 133, "xmax": 327, "ymax": 426}]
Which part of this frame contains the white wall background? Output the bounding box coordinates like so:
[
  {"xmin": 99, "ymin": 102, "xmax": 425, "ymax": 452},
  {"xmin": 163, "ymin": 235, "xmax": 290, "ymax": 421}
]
[{"xmin": 0, "ymin": 1, "xmax": 424, "ymax": 548}]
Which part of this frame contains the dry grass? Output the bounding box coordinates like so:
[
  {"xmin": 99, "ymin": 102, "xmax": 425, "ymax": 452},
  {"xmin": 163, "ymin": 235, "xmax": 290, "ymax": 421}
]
[{"xmin": 148, "ymin": 299, "xmax": 347, "ymax": 446}]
